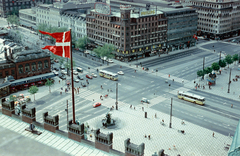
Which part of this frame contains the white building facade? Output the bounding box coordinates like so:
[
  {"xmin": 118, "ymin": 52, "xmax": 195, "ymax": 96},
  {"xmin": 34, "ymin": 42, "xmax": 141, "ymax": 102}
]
[{"xmin": 191, "ymin": 0, "xmax": 240, "ymax": 39}]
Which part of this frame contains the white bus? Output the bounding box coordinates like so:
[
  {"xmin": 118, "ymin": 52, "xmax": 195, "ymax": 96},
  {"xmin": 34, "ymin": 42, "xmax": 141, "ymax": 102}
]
[
  {"xmin": 99, "ymin": 70, "xmax": 118, "ymax": 81},
  {"xmin": 177, "ymin": 91, "xmax": 205, "ymax": 105}
]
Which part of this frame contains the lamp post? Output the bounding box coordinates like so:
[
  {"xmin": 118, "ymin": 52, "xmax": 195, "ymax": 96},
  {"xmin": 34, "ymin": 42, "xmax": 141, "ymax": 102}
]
[{"xmin": 227, "ymin": 68, "xmax": 231, "ymax": 93}]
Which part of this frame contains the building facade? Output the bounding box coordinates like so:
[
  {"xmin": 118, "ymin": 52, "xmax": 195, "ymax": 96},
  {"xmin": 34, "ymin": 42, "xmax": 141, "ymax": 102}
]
[
  {"xmin": 0, "ymin": 0, "xmax": 53, "ymax": 18},
  {"xmin": 191, "ymin": 0, "xmax": 240, "ymax": 39},
  {"xmin": 161, "ymin": 8, "xmax": 198, "ymax": 52},
  {"xmin": 86, "ymin": 5, "xmax": 168, "ymax": 61},
  {"xmin": 0, "ymin": 39, "xmax": 51, "ymax": 80}
]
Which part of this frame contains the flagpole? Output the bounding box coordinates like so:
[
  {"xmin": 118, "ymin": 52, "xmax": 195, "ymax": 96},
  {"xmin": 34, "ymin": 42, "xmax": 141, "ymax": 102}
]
[{"xmin": 70, "ymin": 28, "xmax": 76, "ymax": 124}]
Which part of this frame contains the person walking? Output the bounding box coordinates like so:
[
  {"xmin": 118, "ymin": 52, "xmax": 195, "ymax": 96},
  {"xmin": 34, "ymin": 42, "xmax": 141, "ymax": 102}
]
[
  {"xmin": 59, "ymin": 80, "xmax": 60, "ymax": 84},
  {"xmin": 231, "ymin": 104, "xmax": 233, "ymax": 108},
  {"xmin": 212, "ymin": 132, "xmax": 215, "ymax": 137}
]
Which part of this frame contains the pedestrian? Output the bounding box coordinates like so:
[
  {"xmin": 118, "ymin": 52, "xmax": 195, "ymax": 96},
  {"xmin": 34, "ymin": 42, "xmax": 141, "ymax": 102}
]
[
  {"xmin": 231, "ymin": 104, "xmax": 233, "ymax": 108},
  {"xmin": 173, "ymin": 79, "xmax": 174, "ymax": 82},
  {"xmin": 59, "ymin": 80, "xmax": 60, "ymax": 84},
  {"xmin": 78, "ymin": 88, "xmax": 79, "ymax": 94},
  {"xmin": 212, "ymin": 132, "xmax": 214, "ymax": 137},
  {"xmin": 100, "ymin": 95, "xmax": 102, "ymax": 99},
  {"xmin": 168, "ymin": 74, "xmax": 170, "ymax": 78},
  {"xmin": 203, "ymin": 85, "xmax": 205, "ymax": 89},
  {"xmin": 182, "ymin": 80, "xmax": 184, "ymax": 83},
  {"xmin": 142, "ymin": 107, "xmax": 144, "ymax": 111},
  {"xmin": 93, "ymin": 99, "xmax": 94, "ymax": 101},
  {"xmin": 134, "ymin": 107, "xmax": 135, "ymax": 110},
  {"xmin": 148, "ymin": 134, "xmax": 151, "ymax": 140},
  {"xmin": 155, "ymin": 113, "xmax": 157, "ymax": 118},
  {"xmin": 145, "ymin": 134, "xmax": 147, "ymax": 138},
  {"xmin": 162, "ymin": 119, "xmax": 164, "ymax": 123}
]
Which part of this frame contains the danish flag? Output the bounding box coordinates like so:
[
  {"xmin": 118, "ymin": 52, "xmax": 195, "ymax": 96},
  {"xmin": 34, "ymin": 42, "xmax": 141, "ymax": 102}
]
[{"xmin": 39, "ymin": 30, "xmax": 71, "ymax": 58}]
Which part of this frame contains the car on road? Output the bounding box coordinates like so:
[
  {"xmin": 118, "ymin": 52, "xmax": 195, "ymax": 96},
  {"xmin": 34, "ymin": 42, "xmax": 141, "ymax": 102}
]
[
  {"xmin": 81, "ymin": 82, "xmax": 87, "ymax": 87},
  {"xmin": 61, "ymin": 70, "xmax": 67, "ymax": 75},
  {"xmin": 60, "ymin": 65, "xmax": 65, "ymax": 70},
  {"xmin": 77, "ymin": 75, "xmax": 84, "ymax": 80},
  {"xmin": 91, "ymin": 73, "xmax": 97, "ymax": 78},
  {"xmin": 54, "ymin": 59, "xmax": 59, "ymax": 63},
  {"xmin": 59, "ymin": 75, "xmax": 66, "ymax": 80},
  {"xmin": 73, "ymin": 70, "xmax": 78, "ymax": 75},
  {"xmin": 108, "ymin": 59, "xmax": 114, "ymax": 63},
  {"xmin": 74, "ymin": 79, "xmax": 79, "ymax": 83},
  {"xmin": 141, "ymin": 98, "xmax": 150, "ymax": 104},
  {"xmin": 93, "ymin": 102, "xmax": 101, "ymax": 108},
  {"xmin": 117, "ymin": 71, "xmax": 124, "ymax": 75},
  {"xmin": 232, "ymin": 39, "xmax": 238, "ymax": 43},
  {"xmin": 86, "ymin": 74, "xmax": 93, "ymax": 79},
  {"xmin": 53, "ymin": 72, "xmax": 58, "ymax": 76},
  {"xmin": 144, "ymin": 67, "xmax": 149, "ymax": 71},
  {"xmin": 53, "ymin": 68, "xmax": 59, "ymax": 71}
]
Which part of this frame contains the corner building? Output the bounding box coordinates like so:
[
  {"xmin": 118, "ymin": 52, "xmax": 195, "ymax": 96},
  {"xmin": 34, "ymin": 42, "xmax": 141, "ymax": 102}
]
[{"xmin": 86, "ymin": 5, "xmax": 168, "ymax": 61}]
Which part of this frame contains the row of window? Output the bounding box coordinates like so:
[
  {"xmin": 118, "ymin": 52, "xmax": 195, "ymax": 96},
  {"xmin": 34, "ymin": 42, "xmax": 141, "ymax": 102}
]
[
  {"xmin": 18, "ymin": 61, "xmax": 49, "ymax": 74},
  {"xmin": 0, "ymin": 70, "xmax": 14, "ymax": 78}
]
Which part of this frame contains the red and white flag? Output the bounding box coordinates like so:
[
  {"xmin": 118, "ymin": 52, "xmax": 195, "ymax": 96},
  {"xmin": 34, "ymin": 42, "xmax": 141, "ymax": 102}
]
[{"xmin": 39, "ymin": 30, "xmax": 71, "ymax": 58}]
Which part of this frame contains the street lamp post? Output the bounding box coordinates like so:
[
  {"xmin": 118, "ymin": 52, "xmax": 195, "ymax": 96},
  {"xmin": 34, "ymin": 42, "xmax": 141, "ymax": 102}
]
[
  {"xmin": 202, "ymin": 57, "xmax": 205, "ymax": 80},
  {"xmin": 169, "ymin": 98, "xmax": 172, "ymax": 128},
  {"xmin": 227, "ymin": 68, "xmax": 231, "ymax": 93},
  {"xmin": 116, "ymin": 83, "xmax": 118, "ymax": 110}
]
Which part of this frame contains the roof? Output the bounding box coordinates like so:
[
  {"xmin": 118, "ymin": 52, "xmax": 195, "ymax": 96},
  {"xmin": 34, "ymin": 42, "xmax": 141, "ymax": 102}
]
[{"xmin": 228, "ymin": 119, "xmax": 240, "ymax": 156}]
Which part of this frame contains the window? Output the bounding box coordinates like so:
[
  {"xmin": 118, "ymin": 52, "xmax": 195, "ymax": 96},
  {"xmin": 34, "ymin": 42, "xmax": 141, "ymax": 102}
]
[
  {"xmin": 25, "ymin": 63, "xmax": 30, "ymax": 72},
  {"xmin": 38, "ymin": 61, "xmax": 42, "ymax": 70},
  {"xmin": 11, "ymin": 70, "xmax": 15, "ymax": 76},
  {"xmin": 5, "ymin": 71, "xmax": 9, "ymax": 76},
  {"xmin": 18, "ymin": 65, "xmax": 23, "ymax": 74},
  {"xmin": 32, "ymin": 62, "xmax": 36, "ymax": 71}
]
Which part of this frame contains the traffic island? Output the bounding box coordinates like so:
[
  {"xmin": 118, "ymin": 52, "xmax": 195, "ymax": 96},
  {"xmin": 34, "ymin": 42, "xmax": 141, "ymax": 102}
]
[
  {"xmin": 94, "ymin": 128, "xmax": 113, "ymax": 153},
  {"xmin": 124, "ymin": 138, "xmax": 145, "ymax": 156},
  {"xmin": 21, "ymin": 104, "xmax": 36, "ymax": 124},
  {"xmin": 67, "ymin": 119, "xmax": 84, "ymax": 142},
  {"xmin": 43, "ymin": 112, "xmax": 59, "ymax": 133},
  {"xmin": 1, "ymin": 98, "xmax": 15, "ymax": 117}
]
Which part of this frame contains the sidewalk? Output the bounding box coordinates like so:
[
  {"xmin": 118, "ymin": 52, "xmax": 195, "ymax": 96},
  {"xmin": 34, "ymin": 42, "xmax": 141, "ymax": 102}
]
[{"xmin": 87, "ymin": 105, "xmax": 232, "ymax": 156}]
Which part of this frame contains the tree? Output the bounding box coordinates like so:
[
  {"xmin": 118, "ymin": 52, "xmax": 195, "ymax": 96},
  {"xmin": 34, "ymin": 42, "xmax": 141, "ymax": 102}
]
[
  {"xmin": 37, "ymin": 23, "xmax": 48, "ymax": 40},
  {"xmin": 76, "ymin": 36, "xmax": 89, "ymax": 50},
  {"xmin": 232, "ymin": 54, "xmax": 239, "ymax": 64},
  {"xmin": 204, "ymin": 67, "xmax": 212, "ymax": 74},
  {"xmin": 28, "ymin": 86, "xmax": 39, "ymax": 101},
  {"xmin": 9, "ymin": 95, "xmax": 17, "ymax": 101},
  {"xmin": 197, "ymin": 70, "xmax": 204, "ymax": 77},
  {"xmin": 93, "ymin": 44, "xmax": 115, "ymax": 64},
  {"xmin": 211, "ymin": 62, "xmax": 220, "ymax": 71},
  {"xmin": 219, "ymin": 60, "xmax": 227, "ymax": 69},
  {"xmin": 224, "ymin": 54, "xmax": 233, "ymax": 68},
  {"xmin": 64, "ymin": 59, "xmax": 76, "ymax": 75},
  {"xmin": 45, "ymin": 78, "xmax": 54, "ymax": 93}
]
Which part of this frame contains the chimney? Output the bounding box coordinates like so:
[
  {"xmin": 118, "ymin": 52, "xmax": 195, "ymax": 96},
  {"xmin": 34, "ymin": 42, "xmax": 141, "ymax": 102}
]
[
  {"xmin": 4, "ymin": 48, "xmax": 7, "ymax": 59},
  {"xmin": 9, "ymin": 48, "xmax": 13, "ymax": 59}
]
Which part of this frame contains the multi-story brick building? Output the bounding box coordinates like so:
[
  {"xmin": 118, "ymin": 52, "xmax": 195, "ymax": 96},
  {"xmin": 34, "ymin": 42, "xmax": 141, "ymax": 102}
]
[
  {"xmin": 86, "ymin": 4, "xmax": 168, "ymax": 61},
  {"xmin": 191, "ymin": 0, "xmax": 240, "ymax": 39},
  {"xmin": 0, "ymin": 39, "xmax": 51, "ymax": 80},
  {"xmin": 0, "ymin": 0, "xmax": 53, "ymax": 18}
]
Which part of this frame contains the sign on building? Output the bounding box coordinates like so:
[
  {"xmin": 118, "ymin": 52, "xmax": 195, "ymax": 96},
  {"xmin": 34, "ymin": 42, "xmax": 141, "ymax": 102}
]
[
  {"xmin": 94, "ymin": 2, "xmax": 111, "ymax": 15},
  {"xmin": 140, "ymin": 8, "xmax": 156, "ymax": 17}
]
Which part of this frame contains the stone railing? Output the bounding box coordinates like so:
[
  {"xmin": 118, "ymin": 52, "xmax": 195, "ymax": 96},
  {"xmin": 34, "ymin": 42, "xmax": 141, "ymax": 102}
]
[
  {"xmin": 67, "ymin": 120, "xmax": 84, "ymax": 135},
  {"xmin": 1, "ymin": 98, "xmax": 14, "ymax": 110},
  {"xmin": 95, "ymin": 128, "xmax": 113, "ymax": 145},
  {"xmin": 43, "ymin": 112, "xmax": 59, "ymax": 126},
  {"xmin": 124, "ymin": 138, "xmax": 145, "ymax": 156},
  {"xmin": 21, "ymin": 104, "xmax": 36, "ymax": 118}
]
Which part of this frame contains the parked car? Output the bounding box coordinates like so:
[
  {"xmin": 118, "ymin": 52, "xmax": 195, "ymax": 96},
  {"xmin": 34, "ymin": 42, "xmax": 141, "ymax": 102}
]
[
  {"xmin": 108, "ymin": 59, "xmax": 114, "ymax": 63},
  {"xmin": 86, "ymin": 74, "xmax": 93, "ymax": 79},
  {"xmin": 74, "ymin": 79, "xmax": 79, "ymax": 83},
  {"xmin": 232, "ymin": 39, "xmax": 238, "ymax": 43},
  {"xmin": 81, "ymin": 82, "xmax": 87, "ymax": 87},
  {"xmin": 91, "ymin": 73, "xmax": 97, "ymax": 78},
  {"xmin": 60, "ymin": 65, "xmax": 65, "ymax": 70},
  {"xmin": 54, "ymin": 72, "xmax": 58, "ymax": 76},
  {"xmin": 117, "ymin": 71, "xmax": 124, "ymax": 75},
  {"xmin": 93, "ymin": 102, "xmax": 101, "ymax": 108},
  {"xmin": 141, "ymin": 98, "xmax": 150, "ymax": 104},
  {"xmin": 59, "ymin": 75, "xmax": 66, "ymax": 80},
  {"xmin": 53, "ymin": 67, "xmax": 59, "ymax": 71},
  {"xmin": 77, "ymin": 75, "xmax": 84, "ymax": 80},
  {"xmin": 61, "ymin": 70, "xmax": 67, "ymax": 75},
  {"xmin": 73, "ymin": 70, "xmax": 78, "ymax": 75}
]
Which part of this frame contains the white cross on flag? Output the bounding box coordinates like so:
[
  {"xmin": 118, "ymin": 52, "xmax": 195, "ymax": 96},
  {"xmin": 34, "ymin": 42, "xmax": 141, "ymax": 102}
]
[{"xmin": 39, "ymin": 30, "xmax": 71, "ymax": 58}]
